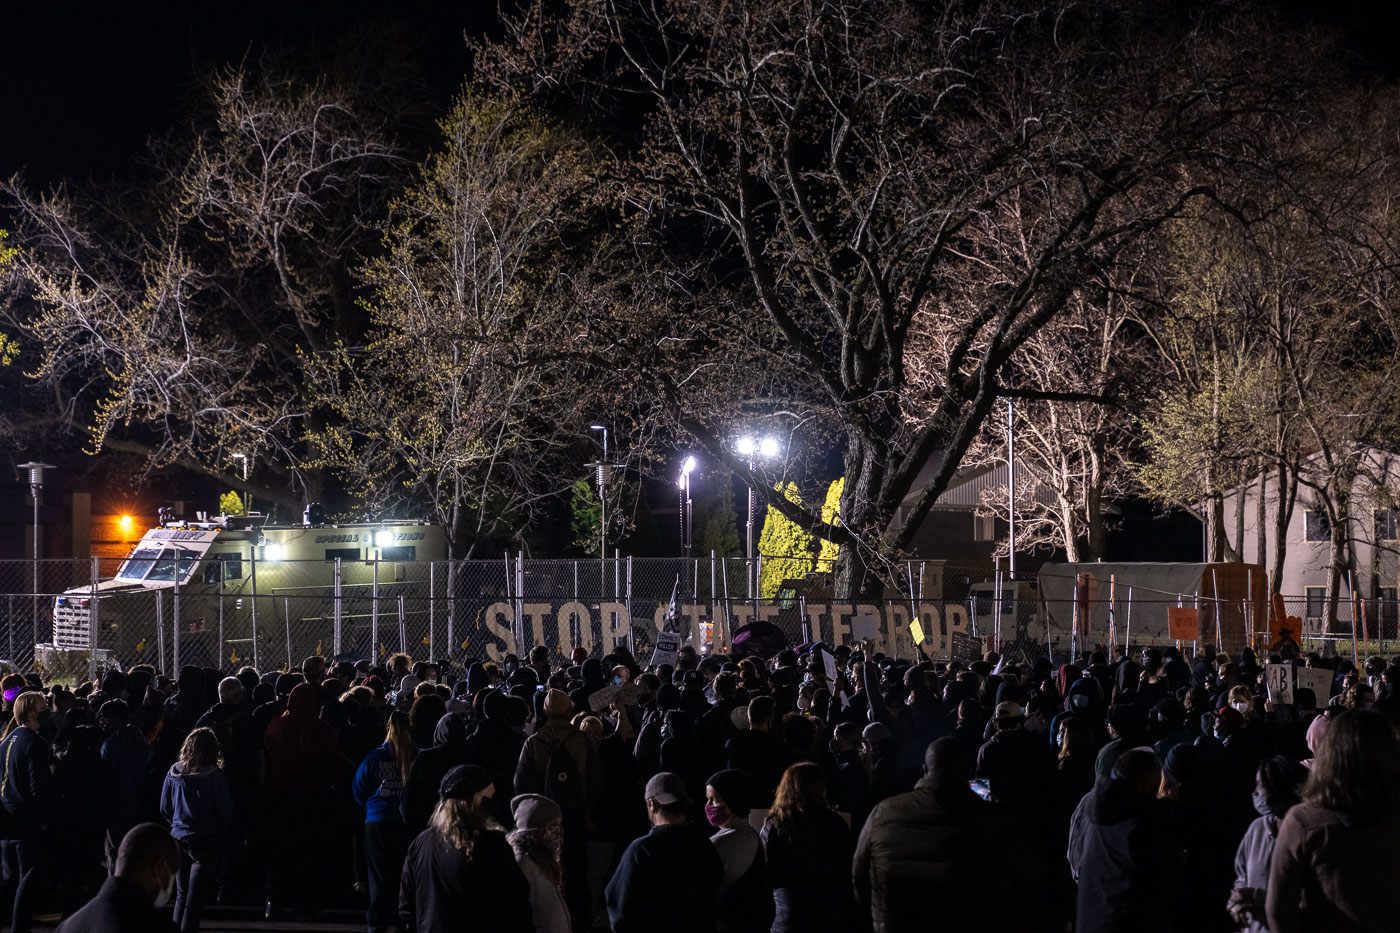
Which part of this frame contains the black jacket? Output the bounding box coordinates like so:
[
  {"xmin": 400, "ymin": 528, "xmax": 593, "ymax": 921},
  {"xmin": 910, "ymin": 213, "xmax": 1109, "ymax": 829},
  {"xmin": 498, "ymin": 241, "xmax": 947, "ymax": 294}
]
[
  {"xmin": 400, "ymin": 715, "xmax": 475, "ymax": 836},
  {"xmin": 1070, "ymin": 783, "xmax": 1181, "ymax": 933},
  {"xmin": 398, "ymin": 827, "xmax": 532, "ymax": 933},
  {"xmin": 761, "ymin": 810, "xmax": 857, "ymax": 933},
  {"xmin": 854, "ymin": 777, "xmax": 1039, "ymax": 933},
  {"xmin": 55, "ymin": 877, "xmax": 178, "ymax": 933},
  {"xmin": 605, "ymin": 822, "xmax": 723, "ymax": 933},
  {"xmin": 0, "ymin": 726, "xmax": 55, "ymax": 832}
]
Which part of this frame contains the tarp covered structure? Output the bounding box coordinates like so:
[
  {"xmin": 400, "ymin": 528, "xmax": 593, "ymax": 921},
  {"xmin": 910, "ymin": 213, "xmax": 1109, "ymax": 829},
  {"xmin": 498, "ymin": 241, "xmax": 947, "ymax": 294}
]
[{"xmin": 1037, "ymin": 562, "xmax": 1267, "ymax": 654}]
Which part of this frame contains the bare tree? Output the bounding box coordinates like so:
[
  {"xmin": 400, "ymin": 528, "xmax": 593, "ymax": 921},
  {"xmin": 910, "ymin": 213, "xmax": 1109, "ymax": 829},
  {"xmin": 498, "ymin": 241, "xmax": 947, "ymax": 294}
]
[
  {"xmin": 1, "ymin": 57, "xmax": 403, "ymax": 510},
  {"xmin": 484, "ymin": 0, "xmax": 1318, "ymax": 596}
]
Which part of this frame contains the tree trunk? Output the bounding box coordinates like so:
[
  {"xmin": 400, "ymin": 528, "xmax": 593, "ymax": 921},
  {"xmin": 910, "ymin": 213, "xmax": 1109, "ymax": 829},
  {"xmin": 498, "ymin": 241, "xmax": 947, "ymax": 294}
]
[
  {"xmin": 834, "ymin": 436, "xmax": 888, "ymax": 600},
  {"xmin": 1271, "ymin": 458, "xmax": 1296, "ymax": 595},
  {"xmin": 1255, "ymin": 460, "xmax": 1267, "ymax": 568}
]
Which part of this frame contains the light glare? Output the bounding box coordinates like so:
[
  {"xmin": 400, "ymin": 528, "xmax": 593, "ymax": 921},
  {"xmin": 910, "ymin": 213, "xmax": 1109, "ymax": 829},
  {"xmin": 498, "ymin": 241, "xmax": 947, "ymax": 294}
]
[{"xmin": 736, "ymin": 436, "xmax": 756, "ymax": 455}]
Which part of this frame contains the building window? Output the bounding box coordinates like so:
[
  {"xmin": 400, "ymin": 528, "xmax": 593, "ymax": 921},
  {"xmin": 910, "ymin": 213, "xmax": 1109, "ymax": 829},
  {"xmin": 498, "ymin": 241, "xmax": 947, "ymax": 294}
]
[
  {"xmin": 1305, "ymin": 586, "xmax": 1327, "ymax": 622},
  {"xmin": 325, "ymin": 548, "xmax": 360, "ymax": 562},
  {"xmin": 973, "ymin": 513, "xmax": 996, "ymax": 542},
  {"xmin": 381, "ymin": 545, "xmax": 417, "ymax": 562},
  {"xmin": 1375, "ymin": 509, "xmax": 1400, "ymax": 542},
  {"xmin": 1304, "ymin": 510, "xmax": 1331, "ymax": 543},
  {"xmin": 1381, "ymin": 587, "xmax": 1398, "ymax": 638}
]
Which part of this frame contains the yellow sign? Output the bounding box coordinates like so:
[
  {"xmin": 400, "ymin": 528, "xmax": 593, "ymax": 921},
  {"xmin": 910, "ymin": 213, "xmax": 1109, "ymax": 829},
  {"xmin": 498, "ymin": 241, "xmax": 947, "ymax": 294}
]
[{"xmin": 909, "ymin": 619, "xmax": 926, "ymax": 646}]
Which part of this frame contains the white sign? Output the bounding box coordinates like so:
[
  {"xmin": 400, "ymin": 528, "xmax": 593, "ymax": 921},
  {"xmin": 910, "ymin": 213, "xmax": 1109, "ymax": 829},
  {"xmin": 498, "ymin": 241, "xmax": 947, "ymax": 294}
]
[
  {"xmin": 650, "ymin": 630, "xmax": 682, "ymax": 668},
  {"xmin": 820, "ymin": 645, "xmax": 838, "ymax": 682},
  {"xmin": 1295, "ymin": 667, "xmax": 1333, "ymax": 705},
  {"xmin": 851, "ymin": 615, "xmax": 879, "ymax": 644},
  {"xmin": 1265, "ymin": 664, "xmax": 1293, "ymax": 706}
]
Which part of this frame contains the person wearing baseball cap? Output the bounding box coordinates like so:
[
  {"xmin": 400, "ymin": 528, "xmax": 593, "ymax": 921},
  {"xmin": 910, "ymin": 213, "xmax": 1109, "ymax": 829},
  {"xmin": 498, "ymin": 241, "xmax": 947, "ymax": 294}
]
[
  {"xmin": 974, "ymin": 697, "xmax": 1050, "ymax": 829},
  {"xmin": 604, "ymin": 773, "xmax": 723, "ymax": 933},
  {"xmin": 399, "ymin": 765, "xmax": 532, "ymax": 933}
]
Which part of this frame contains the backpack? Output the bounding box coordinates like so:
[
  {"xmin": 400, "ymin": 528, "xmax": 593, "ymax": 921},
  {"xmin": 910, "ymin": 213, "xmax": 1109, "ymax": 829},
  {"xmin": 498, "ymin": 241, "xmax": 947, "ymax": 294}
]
[{"xmin": 537, "ymin": 732, "xmax": 588, "ymax": 811}]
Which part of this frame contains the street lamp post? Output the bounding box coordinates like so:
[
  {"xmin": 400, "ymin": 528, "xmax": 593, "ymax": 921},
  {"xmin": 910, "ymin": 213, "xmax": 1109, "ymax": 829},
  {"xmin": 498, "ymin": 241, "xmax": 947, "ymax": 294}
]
[
  {"xmin": 678, "ymin": 456, "xmax": 697, "ymax": 558},
  {"xmin": 231, "ymin": 453, "xmax": 249, "ymax": 516},
  {"xmin": 18, "ymin": 461, "xmax": 55, "ymax": 653},
  {"xmin": 734, "ymin": 436, "xmax": 780, "ymax": 597},
  {"xmin": 589, "ymin": 426, "xmax": 609, "ymax": 565}
]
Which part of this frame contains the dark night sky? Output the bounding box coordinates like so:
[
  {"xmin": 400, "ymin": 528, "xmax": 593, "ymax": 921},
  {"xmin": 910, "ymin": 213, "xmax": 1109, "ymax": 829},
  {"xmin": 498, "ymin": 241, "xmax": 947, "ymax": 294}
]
[
  {"xmin": 3, "ymin": 1, "xmax": 1397, "ymax": 189},
  {"xmin": 0, "ymin": 0, "xmax": 487, "ymax": 187}
]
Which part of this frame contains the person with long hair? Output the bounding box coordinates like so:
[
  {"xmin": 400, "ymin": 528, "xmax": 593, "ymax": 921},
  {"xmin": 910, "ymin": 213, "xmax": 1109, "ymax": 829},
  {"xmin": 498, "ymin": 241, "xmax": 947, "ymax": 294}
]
[
  {"xmin": 1266, "ymin": 709, "xmax": 1400, "ymax": 932},
  {"xmin": 399, "ymin": 765, "xmax": 531, "ymax": 933},
  {"xmin": 159, "ymin": 727, "xmax": 231, "ymax": 933},
  {"xmin": 761, "ymin": 762, "xmax": 856, "ymax": 933},
  {"xmin": 353, "ymin": 709, "xmax": 417, "ymax": 933}
]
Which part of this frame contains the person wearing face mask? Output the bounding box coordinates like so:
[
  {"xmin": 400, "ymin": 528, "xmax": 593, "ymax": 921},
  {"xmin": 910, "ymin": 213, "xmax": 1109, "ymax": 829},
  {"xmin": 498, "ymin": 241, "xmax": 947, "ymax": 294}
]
[
  {"xmin": 399, "ymin": 765, "xmax": 531, "ymax": 933},
  {"xmin": 57, "ymin": 823, "xmax": 180, "ymax": 933},
  {"xmin": 705, "ymin": 770, "xmax": 771, "ymax": 933},
  {"xmin": 1227, "ymin": 757, "xmax": 1306, "ymax": 933},
  {"xmin": 507, "ymin": 794, "xmax": 570, "ymax": 933}
]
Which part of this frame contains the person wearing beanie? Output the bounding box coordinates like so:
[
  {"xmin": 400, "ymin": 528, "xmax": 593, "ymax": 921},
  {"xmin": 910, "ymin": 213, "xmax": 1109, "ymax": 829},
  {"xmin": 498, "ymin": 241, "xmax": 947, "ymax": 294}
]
[
  {"xmin": 399, "ymin": 766, "xmax": 531, "ymax": 933},
  {"xmin": 514, "ymin": 689, "xmax": 602, "ymax": 933},
  {"xmin": 507, "ymin": 794, "xmax": 570, "ymax": 933},
  {"xmin": 705, "ymin": 770, "xmax": 770, "ymax": 933}
]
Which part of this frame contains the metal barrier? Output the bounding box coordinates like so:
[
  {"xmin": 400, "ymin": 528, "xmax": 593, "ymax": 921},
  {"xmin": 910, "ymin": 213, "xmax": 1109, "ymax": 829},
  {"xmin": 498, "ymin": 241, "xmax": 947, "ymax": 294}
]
[{"xmin": 0, "ymin": 557, "xmax": 1391, "ymax": 681}]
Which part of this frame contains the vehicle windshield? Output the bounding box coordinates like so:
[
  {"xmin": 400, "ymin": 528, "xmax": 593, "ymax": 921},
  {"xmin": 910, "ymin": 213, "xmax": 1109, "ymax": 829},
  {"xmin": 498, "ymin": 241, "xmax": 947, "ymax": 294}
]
[{"xmin": 117, "ymin": 547, "xmax": 199, "ymax": 583}]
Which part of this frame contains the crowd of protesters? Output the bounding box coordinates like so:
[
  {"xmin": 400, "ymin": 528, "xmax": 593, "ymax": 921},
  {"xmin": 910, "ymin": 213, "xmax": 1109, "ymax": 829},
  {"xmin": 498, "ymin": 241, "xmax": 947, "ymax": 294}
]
[{"xmin": 0, "ymin": 635, "xmax": 1396, "ymax": 932}]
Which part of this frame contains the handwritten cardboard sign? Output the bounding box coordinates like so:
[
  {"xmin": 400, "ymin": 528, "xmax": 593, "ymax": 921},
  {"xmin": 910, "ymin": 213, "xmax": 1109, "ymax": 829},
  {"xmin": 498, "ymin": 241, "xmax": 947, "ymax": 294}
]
[{"xmin": 1168, "ymin": 607, "xmax": 1198, "ymax": 642}]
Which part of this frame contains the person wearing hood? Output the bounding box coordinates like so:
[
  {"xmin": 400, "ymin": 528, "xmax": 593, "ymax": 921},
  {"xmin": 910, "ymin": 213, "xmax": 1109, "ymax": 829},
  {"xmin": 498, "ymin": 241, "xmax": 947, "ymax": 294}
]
[
  {"xmin": 159, "ymin": 727, "xmax": 231, "ymax": 933},
  {"xmin": 353, "ymin": 709, "xmax": 417, "ymax": 933},
  {"xmin": 568, "ymin": 658, "xmax": 606, "ymax": 718},
  {"xmin": 160, "ymin": 667, "xmax": 207, "ymax": 749},
  {"xmin": 401, "ymin": 712, "xmax": 476, "ymax": 835},
  {"xmin": 856, "ymin": 738, "xmax": 1039, "ymax": 933},
  {"xmin": 974, "ymin": 701, "xmax": 1050, "ymax": 830},
  {"xmin": 1068, "ymin": 749, "xmax": 1180, "ymax": 933},
  {"xmin": 1227, "ymin": 757, "xmax": 1306, "ymax": 933},
  {"xmin": 262, "ymin": 681, "xmax": 339, "ymax": 920},
  {"xmin": 507, "ymin": 794, "xmax": 570, "ymax": 933},
  {"xmin": 465, "ymin": 690, "xmax": 526, "ymax": 807},
  {"xmin": 99, "ymin": 699, "xmax": 150, "ymax": 873},
  {"xmin": 704, "ymin": 770, "xmax": 770, "ymax": 933},
  {"xmin": 1094, "ymin": 703, "xmax": 1142, "ymax": 779}
]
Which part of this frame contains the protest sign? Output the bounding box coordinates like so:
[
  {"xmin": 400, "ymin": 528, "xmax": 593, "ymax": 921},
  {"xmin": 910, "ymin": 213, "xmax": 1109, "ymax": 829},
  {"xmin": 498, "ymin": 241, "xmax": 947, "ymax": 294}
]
[
  {"xmin": 650, "ymin": 630, "xmax": 682, "ymax": 668},
  {"xmin": 1295, "ymin": 666, "xmax": 1333, "ymax": 704},
  {"xmin": 1168, "ymin": 607, "xmax": 1198, "ymax": 642},
  {"xmin": 909, "ymin": 618, "xmax": 926, "ymax": 646},
  {"xmin": 588, "ymin": 685, "xmax": 620, "ymax": 712},
  {"xmin": 851, "ymin": 615, "xmax": 879, "ymax": 644},
  {"xmin": 951, "ymin": 632, "xmax": 981, "ymax": 662},
  {"xmin": 821, "ymin": 646, "xmax": 838, "ymax": 682},
  {"xmin": 1265, "ymin": 664, "xmax": 1293, "ymax": 706}
]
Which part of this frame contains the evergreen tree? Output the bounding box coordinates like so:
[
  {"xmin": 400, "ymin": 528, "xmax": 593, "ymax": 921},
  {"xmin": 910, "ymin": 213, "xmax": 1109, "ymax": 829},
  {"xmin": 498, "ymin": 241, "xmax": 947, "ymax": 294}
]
[
  {"xmin": 757, "ymin": 482, "xmax": 815, "ymax": 598},
  {"xmin": 569, "ymin": 479, "xmax": 602, "ymax": 555},
  {"xmin": 696, "ymin": 475, "xmax": 742, "ymax": 558}
]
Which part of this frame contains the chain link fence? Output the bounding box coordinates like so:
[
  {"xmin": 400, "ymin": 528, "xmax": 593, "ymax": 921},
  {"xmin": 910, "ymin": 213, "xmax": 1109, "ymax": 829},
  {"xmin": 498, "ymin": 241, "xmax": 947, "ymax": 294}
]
[{"xmin": 0, "ymin": 556, "xmax": 1393, "ymax": 683}]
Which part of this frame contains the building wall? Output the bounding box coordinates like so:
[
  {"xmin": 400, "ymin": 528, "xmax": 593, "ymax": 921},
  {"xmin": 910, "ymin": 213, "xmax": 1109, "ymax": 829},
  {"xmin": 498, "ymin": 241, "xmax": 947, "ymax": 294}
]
[{"xmin": 1218, "ymin": 451, "xmax": 1400, "ymax": 619}]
